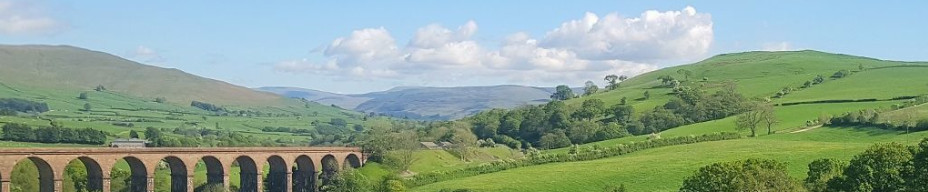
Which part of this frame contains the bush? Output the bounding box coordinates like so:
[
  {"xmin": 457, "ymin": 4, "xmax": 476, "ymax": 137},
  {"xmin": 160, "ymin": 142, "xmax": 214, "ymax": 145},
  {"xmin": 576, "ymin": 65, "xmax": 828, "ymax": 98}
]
[{"xmin": 680, "ymin": 158, "xmax": 802, "ymax": 192}]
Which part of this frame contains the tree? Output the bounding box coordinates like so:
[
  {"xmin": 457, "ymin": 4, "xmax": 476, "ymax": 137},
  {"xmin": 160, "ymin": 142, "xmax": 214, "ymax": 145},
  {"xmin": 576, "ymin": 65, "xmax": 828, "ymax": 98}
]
[
  {"xmin": 827, "ymin": 142, "xmax": 913, "ymax": 191},
  {"xmin": 2, "ymin": 123, "xmax": 34, "ymax": 142},
  {"xmin": 450, "ymin": 124, "xmax": 478, "ymax": 161},
  {"xmin": 639, "ymin": 108, "xmax": 684, "ymax": 134},
  {"xmin": 391, "ymin": 131, "xmax": 420, "ymax": 172},
  {"xmin": 604, "ymin": 74, "xmax": 619, "ymax": 90},
  {"xmin": 609, "ymin": 104, "xmax": 634, "ymax": 123},
  {"xmin": 680, "ymin": 158, "xmax": 802, "ymax": 192},
  {"xmin": 658, "ymin": 75, "xmax": 676, "ymax": 86},
  {"xmin": 78, "ymin": 92, "xmax": 88, "ymax": 100},
  {"xmin": 735, "ymin": 103, "xmax": 764, "ymax": 137},
  {"xmin": 550, "ymin": 85, "xmax": 575, "ymax": 101},
  {"xmin": 618, "ymin": 75, "xmax": 628, "ymax": 82},
  {"xmin": 129, "ymin": 130, "xmax": 139, "ymax": 139},
  {"xmin": 805, "ymin": 158, "xmax": 847, "ymax": 192},
  {"xmin": 583, "ymin": 81, "xmax": 599, "ymax": 96},
  {"xmin": 572, "ymin": 99, "xmax": 605, "ymax": 121},
  {"xmin": 319, "ymin": 168, "xmax": 370, "ymax": 192},
  {"xmin": 910, "ymin": 138, "xmax": 928, "ymax": 191},
  {"xmin": 620, "ymin": 97, "xmax": 627, "ymax": 105},
  {"xmin": 643, "ymin": 91, "xmax": 651, "ymax": 100},
  {"xmin": 858, "ymin": 64, "xmax": 865, "ymax": 71},
  {"xmin": 538, "ymin": 131, "xmax": 571, "ymax": 149},
  {"xmin": 760, "ymin": 104, "xmax": 778, "ymax": 135},
  {"xmin": 83, "ymin": 103, "xmax": 92, "ymax": 111},
  {"xmin": 144, "ymin": 127, "xmax": 163, "ymax": 146},
  {"xmin": 813, "ymin": 75, "xmax": 825, "ymax": 84},
  {"xmin": 831, "ymin": 69, "xmax": 851, "ymax": 79},
  {"xmin": 94, "ymin": 85, "xmax": 106, "ymax": 92},
  {"xmin": 677, "ymin": 69, "xmax": 693, "ymax": 81},
  {"xmin": 567, "ymin": 120, "xmax": 600, "ymax": 144},
  {"xmin": 154, "ymin": 97, "xmax": 167, "ymax": 103}
]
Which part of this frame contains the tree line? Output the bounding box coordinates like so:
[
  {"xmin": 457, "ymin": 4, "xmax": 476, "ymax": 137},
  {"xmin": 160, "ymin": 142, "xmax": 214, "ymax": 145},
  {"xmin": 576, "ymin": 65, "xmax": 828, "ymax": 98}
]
[
  {"xmin": 0, "ymin": 98, "xmax": 49, "ymax": 113},
  {"xmin": 1, "ymin": 123, "xmax": 106, "ymax": 144},
  {"xmin": 680, "ymin": 138, "xmax": 928, "ymax": 192},
  {"xmin": 466, "ymin": 81, "xmax": 749, "ymax": 149}
]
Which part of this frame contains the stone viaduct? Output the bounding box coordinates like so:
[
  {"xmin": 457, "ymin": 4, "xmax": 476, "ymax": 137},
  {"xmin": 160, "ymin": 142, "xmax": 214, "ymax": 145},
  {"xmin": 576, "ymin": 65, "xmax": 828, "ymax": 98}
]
[{"xmin": 0, "ymin": 147, "xmax": 364, "ymax": 192}]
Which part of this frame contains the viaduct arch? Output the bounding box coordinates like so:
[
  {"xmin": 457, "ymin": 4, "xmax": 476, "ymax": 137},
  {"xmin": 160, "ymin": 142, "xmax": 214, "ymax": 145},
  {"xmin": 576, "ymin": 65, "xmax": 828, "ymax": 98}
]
[{"xmin": 0, "ymin": 147, "xmax": 363, "ymax": 192}]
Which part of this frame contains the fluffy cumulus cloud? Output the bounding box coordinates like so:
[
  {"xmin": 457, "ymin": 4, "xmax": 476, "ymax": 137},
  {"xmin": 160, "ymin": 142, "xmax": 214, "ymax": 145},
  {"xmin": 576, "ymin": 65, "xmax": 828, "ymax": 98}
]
[
  {"xmin": 0, "ymin": 0, "xmax": 65, "ymax": 35},
  {"xmin": 276, "ymin": 6, "xmax": 712, "ymax": 86}
]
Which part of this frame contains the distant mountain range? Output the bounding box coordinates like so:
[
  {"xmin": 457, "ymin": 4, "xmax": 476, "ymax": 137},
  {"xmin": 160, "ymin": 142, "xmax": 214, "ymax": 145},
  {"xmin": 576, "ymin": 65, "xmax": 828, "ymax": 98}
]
[{"xmin": 258, "ymin": 85, "xmax": 574, "ymax": 120}]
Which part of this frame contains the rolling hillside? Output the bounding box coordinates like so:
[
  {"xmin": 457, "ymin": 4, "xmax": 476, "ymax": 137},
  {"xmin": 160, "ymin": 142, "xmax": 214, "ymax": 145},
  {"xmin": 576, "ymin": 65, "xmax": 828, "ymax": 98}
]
[
  {"xmin": 259, "ymin": 85, "xmax": 562, "ymax": 120},
  {"xmin": 0, "ymin": 45, "xmax": 283, "ymax": 106},
  {"xmin": 0, "ymin": 44, "xmax": 361, "ymax": 146},
  {"xmin": 411, "ymin": 50, "xmax": 928, "ymax": 191}
]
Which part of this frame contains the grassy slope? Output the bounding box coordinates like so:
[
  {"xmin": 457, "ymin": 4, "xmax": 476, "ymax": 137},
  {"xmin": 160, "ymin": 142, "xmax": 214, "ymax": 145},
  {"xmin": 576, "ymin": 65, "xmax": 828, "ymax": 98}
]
[
  {"xmin": 0, "ymin": 45, "xmax": 363, "ymax": 145},
  {"xmin": 413, "ymin": 127, "xmax": 928, "ymax": 192},
  {"xmin": 0, "ymin": 45, "xmax": 282, "ymax": 106},
  {"xmin": 414, "ymin": 51, "xmax": 928, "ymax": 191}
]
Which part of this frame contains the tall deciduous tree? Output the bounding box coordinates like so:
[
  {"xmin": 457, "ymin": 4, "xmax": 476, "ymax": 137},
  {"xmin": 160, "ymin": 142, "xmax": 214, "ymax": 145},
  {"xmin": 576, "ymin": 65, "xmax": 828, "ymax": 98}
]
[
  {"xmin": 583, "ymin": 81, "xmax": 599, "ymax": 96},
  {"xmin": 826, "ymin": 143, "xmax": 913, "ymax": 191},
  {"xmin": 735, "ymin": 102, "xmax": 764, "ymax": 137},
  {"xmin": 604, "ymin": 74, "xmax": 619, "ymax": 90},
  {"xmin": 451, "ymin": 123, "xmax": 478, "ymax": 161},
  {"xmin": 677, "ymin": 69, "xmax": 693, "ymax": 81},
  {"xmin": 761, "ymin": 104, "xmax": 779, "ymax": 135},
  {"xmin": 805, "ymin": 158, "xmax": 847, "ymax": 192},
  {"xmin": 550, "ymin": 85, "xmax": 575, "ymax": 101}
]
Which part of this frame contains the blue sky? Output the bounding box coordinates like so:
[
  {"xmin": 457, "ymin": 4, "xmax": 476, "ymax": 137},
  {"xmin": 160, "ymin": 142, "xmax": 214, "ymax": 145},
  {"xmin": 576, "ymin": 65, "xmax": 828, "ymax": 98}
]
[{"xmin": 0, "ymin": 1, "xmax": 925, "ymax": 94}]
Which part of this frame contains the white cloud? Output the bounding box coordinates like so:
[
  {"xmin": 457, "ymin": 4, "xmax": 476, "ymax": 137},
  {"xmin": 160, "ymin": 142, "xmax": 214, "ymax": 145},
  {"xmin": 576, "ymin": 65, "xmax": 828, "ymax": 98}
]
[
  {"xmin": 761, "ymin": 42, "xmax": 793, "ymax": 51},
  {"xmin": 540, "ymin": 6, "xmax": 713, "ymax": 62},
  {"xmin": 276, "ymin": 6, "xmax": 711, "ymax": 87},
  {"xmin": 0, "ymin": 0, "xmax": 65, "ymax": 35}
]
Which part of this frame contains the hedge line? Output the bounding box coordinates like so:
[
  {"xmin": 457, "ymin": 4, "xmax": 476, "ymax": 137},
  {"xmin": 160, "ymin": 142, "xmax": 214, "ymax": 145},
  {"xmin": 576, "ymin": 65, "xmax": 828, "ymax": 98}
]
[
  {"xmin": 776, "ymin": 96, "xmax": 920, "ymax": 107},
  {"xmin": 407, "ymin": 132, "xmax": 742, "ymax": 187}
]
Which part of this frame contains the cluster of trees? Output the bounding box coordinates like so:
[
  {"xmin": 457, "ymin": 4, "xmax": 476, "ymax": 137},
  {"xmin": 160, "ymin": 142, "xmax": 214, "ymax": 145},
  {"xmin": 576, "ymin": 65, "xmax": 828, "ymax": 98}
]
[
  {"xmin": 0, "ymin": 98, "xmax": 49, "ymax": 113},
  {"xmin": 467, "ymin": 83, "xmax": 749, "ymax": 149},
  {"xmin": 144, "ymin": 126, "xmax": 278, "ymax": 147},
  {"xmin": 190, "ymin": 101, "xmax": 226, "ymax": 112},
  {"xmin": 826, "ymin": 109, "xmax": 928, "ymax": 133},
  {"xmin": 801, "ymin": 75, "xmax": 826, "ymax": 89},
  {"xmin": 1, "ymin": 123, "xmax": 106, "ymax": 144},
  {"xmin": 679, "ymin": 138, "xmax": 928, "ymax": 191},
  {"xmin": 467, "ymin": 100, "xmax": 627, "ymax": 149}
]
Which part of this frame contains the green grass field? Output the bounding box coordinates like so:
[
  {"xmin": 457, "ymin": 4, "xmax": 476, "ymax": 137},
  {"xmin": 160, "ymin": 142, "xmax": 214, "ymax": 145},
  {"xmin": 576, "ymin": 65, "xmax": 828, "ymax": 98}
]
[
  {"xmin": 412, "ymin": 51, "xmax": 928, "ymax": 191},
  {"xmin": 412, "ymin": 127, "xmax": 928, "ymax": 192}
]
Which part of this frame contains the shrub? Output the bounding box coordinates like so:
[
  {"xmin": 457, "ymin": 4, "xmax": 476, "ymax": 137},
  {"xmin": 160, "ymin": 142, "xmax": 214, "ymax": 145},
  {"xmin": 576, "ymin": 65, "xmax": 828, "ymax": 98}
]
[{"xmin": 680, "ymin": 158, "xmax": 802, "ymax": 192}]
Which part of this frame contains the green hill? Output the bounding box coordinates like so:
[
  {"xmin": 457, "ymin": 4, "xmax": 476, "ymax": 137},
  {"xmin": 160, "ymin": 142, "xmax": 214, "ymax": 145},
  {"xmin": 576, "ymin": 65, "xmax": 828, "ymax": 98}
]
[
  {"xmin": 0, "ymin": 45, "xmax": 284, "ymax": 106},
  {"xmin": 411, "ymin": 50, "xmax": 928, "ymax": 191},
  {"xmin": 0, "ymin": 44, "xmax": 361, "ymax": 147}
]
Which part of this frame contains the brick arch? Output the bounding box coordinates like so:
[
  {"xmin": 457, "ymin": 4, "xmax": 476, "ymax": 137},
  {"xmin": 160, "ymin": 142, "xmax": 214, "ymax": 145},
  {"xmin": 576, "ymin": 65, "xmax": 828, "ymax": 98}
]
[
  {"xmin": 9, "ymin": 156, "xmax": 56, "ymax": 192},
  {"xmin": 318, "ymin": 154, "xmax": 339, "ymax": 188},
  {"xmin": 344, "ymin": 153, "xmax": 362, "ymax": 169},
  {"xmin": 292, "ymin": 155, "xmax": 316, "ymax": 192},
  {"xmin": 161, "ymin": 156, "xmax": 189, "ymax": 192},
  {"xmin": 65, "ymin": 156, "xmax": 105, "ymax": 192},
  {"xmin": 115, "ymin": 155, "xmax": 149, "ymax": 192},
  {"xmin": 0, "ymin": 147, "xmax": 362, "ymax": 192},
  {"xmin": 234, "ymin": 155, "xmax": 259, "ymax": 192},
  {"xmin": 199, "ymin": 155, "xmax": 225, "ymax": 186}
]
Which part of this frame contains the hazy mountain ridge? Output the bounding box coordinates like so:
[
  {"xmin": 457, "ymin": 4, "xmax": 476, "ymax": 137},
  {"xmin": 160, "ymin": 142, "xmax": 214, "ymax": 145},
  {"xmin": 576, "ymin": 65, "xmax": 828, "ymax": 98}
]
[{"xmin": 258, "ymin": 85, "xmax": 566, "ymax": 120}]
